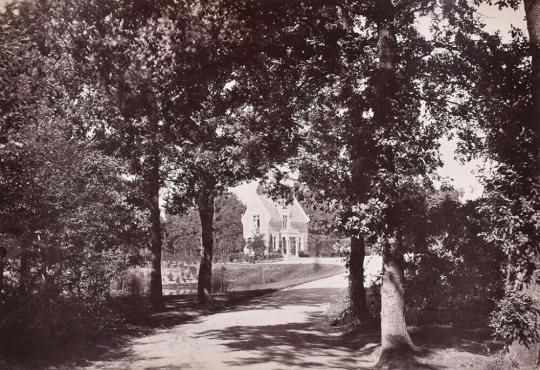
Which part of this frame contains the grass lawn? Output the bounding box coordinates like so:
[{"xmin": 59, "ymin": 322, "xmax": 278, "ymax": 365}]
[
  {"xmin": 159, "ymin": 261, "xmax": 345, "ymax": 294},
  {"xmin": 211, "ymin": 262, "xmax": 344, "ymax": 292}
]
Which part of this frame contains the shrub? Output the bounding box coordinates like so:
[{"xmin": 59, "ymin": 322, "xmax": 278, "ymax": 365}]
[
  {"xmin": 265, "ymin": 253, "xmax": 283, "ymax": 261},
  {"xmin": 326, "ymin": 280, "xmax": 381, "ymax": 326},
  {"xmin": 123, "ymin": 270, "xmax": 145, "ymax": 295},
  {"xmin": 325, "ymin": 292, "xmax": 354, "ymax": 326},
  {"xmin": 229, "ymin": 252, "xmax": 250, "ymax": 262},
  {"xmin": 490, "ymin": 290, "xmax": 540, "ymax": 348},
  {"xmin": 0, "ymin": 290, "xmax": 109, "ymax": 358},
  {"xmin": 109, "ymin": 294, "xmax": 151, "ymax": 325},
  {"xmin": 0, "ymin": 247, "xmax": 144, "ymax": 359}
]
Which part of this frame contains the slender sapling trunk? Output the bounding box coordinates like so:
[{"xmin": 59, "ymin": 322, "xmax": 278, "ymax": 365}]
[{"xmin": 197, "ymin": 188, "xmax": 215, "ymax": 305}]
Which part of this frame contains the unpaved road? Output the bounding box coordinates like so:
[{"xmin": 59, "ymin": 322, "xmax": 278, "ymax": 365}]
[{"xmin": 85, "ymin": 273, "xmax": 378, "ymax": 370}]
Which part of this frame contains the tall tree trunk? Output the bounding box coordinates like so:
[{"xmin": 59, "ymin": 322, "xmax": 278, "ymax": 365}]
[
  {"xmin": 349, "ymin": 236, "xmax": 371, "ymax": 324},
  {"xmin": 148, "ymin": 150, "xmax": 164, "ymax": 310},
  {"xmin": 378, "ymin": 246, "xmax": 418, "ymax": 367},
  {"xmin": 373, "ymin": 1, "xmax": 418, "ymax": 364},
  {"xmin": 197, "ymin": 188, "xmax": 215, "ymax": 305}
]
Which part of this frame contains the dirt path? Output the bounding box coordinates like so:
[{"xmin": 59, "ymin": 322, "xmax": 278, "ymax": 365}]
[
  {"xmin": 84, "ymin": 273, "xmax": 377, "ymax": 370},
  {"xmin": 82, "ymin": 272, "xmax": 508, "ymax": 370}
]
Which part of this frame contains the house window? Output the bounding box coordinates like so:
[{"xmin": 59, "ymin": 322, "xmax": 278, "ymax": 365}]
[
  {"xmin": 282, "ymin": 215, "xmax": 288, "ymax": 228},
  {"xmin": 253, "ymin": 215, "xmax": 260, "ymax": 228}
]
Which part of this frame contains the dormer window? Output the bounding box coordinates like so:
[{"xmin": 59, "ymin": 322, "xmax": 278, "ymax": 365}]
[
  {"xmin": 282, "ymin": 215, "xmax": 288, "ymax": 229},
  {"xmin": 253, "ymin": 215, "xmax": 260, "ymax": 228}
]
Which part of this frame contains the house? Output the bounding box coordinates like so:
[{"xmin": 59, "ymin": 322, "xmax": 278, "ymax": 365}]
[{"xmin": 240, "ymin": 185, "xmax": 310, "ymax": 257}]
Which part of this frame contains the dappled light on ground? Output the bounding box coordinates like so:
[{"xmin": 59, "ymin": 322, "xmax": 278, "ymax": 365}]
[
  {"xmin": 84, "ymin": 274, "xmax": 502, "ymax": 370},
  {"xmin": 85, "ymin": 274, "xmax": 381, "ymax": 369}
]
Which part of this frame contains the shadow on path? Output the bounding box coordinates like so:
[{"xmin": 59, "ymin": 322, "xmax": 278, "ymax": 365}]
[
  {"xmin": 191, "ymin": 311, "xmax": 379, "ymax": 369},
  {"xmin": 82, "ymin": 274, "xmax": 500, "ymax": 370}
]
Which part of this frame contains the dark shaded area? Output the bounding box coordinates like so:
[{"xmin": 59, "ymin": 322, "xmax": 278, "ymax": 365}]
[
  {"xmin": 373, "ymin": 347, "xmax": 437, "ymax": 370},
  {"xmin": 410, "ymin": 325, "xmax": 504, "ymax": 355},
  {"xmin": 0, "ymin": 288, "xmax": 277, "ymax": 369},
  {"xmin": 2, "ymin": 276, "xmax": 505, "ymax": 370}
]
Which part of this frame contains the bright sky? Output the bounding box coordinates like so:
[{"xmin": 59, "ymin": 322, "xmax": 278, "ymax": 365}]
[{"xmin": 438, "ymin": 139, "xmax": 483, "ymax": 201}]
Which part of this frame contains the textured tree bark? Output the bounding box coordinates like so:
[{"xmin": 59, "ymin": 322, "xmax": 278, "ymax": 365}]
[
  {"xmin": 148, "ymin": 151, "xmax": 164, "ymax": 311},
  {"xmin": 372, "ymin": 1, "xmax": 418, "ymax": 365},
  {"xmin": 349, "ymin": 236, "xmax": 372, "ymax": 324},
  {"xmin": 197, "ymin": 188, "xmax": 215, "ymax": 305},
  {"xmin": 378, "ymin": 248, "xmax": 418, "ymax": 367}
]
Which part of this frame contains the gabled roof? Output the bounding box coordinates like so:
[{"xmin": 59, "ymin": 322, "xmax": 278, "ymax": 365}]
[
  {"xmin": 234, "ymin": 182, "xmax": 310, "ymax": 224},
  {"xmin": 258, "ymin": 195, "xmax": 281, "ymax": 221},
  {"xmin": 254, "ymin": 193, "xmax": 309, "ymax": 224}
]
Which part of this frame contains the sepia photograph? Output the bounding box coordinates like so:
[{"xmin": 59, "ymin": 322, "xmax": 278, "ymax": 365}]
[{"xmin": 0, "ymin": 0, "xmax": 538, "ymax": 369}]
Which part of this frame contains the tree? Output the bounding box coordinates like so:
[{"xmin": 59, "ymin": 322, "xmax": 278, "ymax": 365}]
[
  {"xmin": 213, "ymin": 194, "xmax": 245, "ymax": 262},
  {"xmin": 246, "ymin": 233, "xmax": 266, "ymax": 261},
  {"xmin": 405, "ymin": 193, "xmax": 505, "ymax": 326},
  {"xmin": 262, "ymin": 0, "xmax": 481, "ymax": 364},
  {"xmin": 62, "ymin": 0, "xmax": 195, "ymax": 310},
  {"xmin": 0, "ymin": 1, "xmax": 147, "ymax": 356},
  {"xmin": 478, "ymin": 0, "xmax": 539, "ymax": 141},
  {"xmin": 163, "ymin": 210, "xmax": 200, "ymax": 264},
  {"xmin": 447, "ymin": 6, "xmax": 540, "ymax": 362},
  {"xmin": 299, "ymin": 188, "xmax": 371, "ymax": 321},
  {"xmin": 165, "ymin": 1, "xmax": 307, "ymax": 306},
  {"xmin": 164, "ymin": 193, "xmax": 245, "ymax": 264},
  {"xmin": 299, "ymin": 193, "xmax": 344, "ymax": 257},
  {"xmin": 481, "ymin": 1, "xmax": 540, "ymax": 365}
]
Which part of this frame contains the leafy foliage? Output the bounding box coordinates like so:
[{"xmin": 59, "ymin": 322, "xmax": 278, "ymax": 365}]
[
  {"xmin": 405, "ymin": 196, "xmax": 505, "ymax": 325},
  {"xmin": 163, "ymin": 193, "xmax": 245, "ymax": 263},
  {"xmin": 451, "ymin": 19, "xmax": 539, "ymax": 346},
  {"xmin": 246, "ymin": 233, "xmax": 266, "ymax": 261},
  {"xmin": 491, "ymin": 290, "xmax": 540, "ymax": 348},
  {"xmin": 0, "ymin": 1, "xmax": 148, "ymax": 358}
]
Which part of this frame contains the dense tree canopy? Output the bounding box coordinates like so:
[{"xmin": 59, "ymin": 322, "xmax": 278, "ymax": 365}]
[
  {"xmin": 0, "ymin": 1, "xmax": 148, "ymax": 356},
  {"xmin": 446, "ymin": 9, "xmax": 540, "ymax": 357},
  {"xmin": 0, "ymin": 0, "xmax": 537, "ymax": 365}
]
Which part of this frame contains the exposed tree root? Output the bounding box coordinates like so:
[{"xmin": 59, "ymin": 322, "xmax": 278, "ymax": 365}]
[{"xmin": 375, "ymin": 343, "xmax": 429, "ymax": 370}]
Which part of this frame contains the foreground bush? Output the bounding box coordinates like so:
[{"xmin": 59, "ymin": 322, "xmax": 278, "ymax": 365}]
[
  {"xmin": 0, "ymin": 288, "xmax": 151, "ymax": 359},
  {"xmin": 0, "ymin": 292, "xmax": 107, "ymax": 358}
]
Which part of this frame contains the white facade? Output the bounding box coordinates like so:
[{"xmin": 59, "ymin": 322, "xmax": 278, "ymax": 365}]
[{"xmin": 240, "ymin": 187, "xmax": 310, "ymax": 257}]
